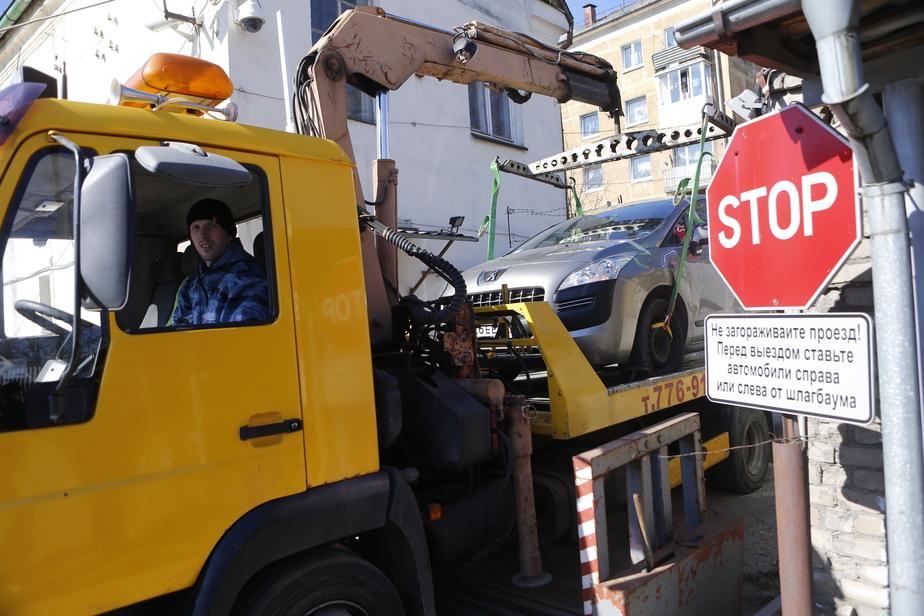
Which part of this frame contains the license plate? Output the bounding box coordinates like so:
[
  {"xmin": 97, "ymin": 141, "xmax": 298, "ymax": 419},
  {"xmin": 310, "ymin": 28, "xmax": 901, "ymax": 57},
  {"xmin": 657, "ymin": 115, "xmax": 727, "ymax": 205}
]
[{"xmin": 476, "ymin": 324, "xmax": 498, "ymax": 338}]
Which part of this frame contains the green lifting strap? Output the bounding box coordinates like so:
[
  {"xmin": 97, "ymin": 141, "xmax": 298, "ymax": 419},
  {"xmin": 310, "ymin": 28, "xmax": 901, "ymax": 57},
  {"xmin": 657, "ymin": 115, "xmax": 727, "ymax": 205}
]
[
  {"xmin": 661, "ymin": 113, "xmax": 717, "ymax": 336},
  {"xmin": 487, "ymin": 160, "xmax": 501, "ymax": 261},
  {"xmin": 572, "ymin": 186, "xmax": 584, "ymax": 217}
]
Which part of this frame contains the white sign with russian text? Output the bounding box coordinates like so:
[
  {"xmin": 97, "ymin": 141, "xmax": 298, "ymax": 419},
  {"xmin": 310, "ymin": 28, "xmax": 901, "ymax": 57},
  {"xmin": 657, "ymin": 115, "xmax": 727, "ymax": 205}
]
[{"xmin": 705, "ymin": 313, "xmax": 874, "ymax": 424}]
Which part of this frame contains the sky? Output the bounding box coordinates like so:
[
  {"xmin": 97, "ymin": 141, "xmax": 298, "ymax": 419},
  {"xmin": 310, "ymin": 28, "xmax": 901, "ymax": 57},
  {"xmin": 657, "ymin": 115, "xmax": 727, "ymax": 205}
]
[
  {"xmin": 0, "ymin": 1, "xmax": 627, "ymax": 30},
  {"xmin": 566, "ymin": 0, "xmax": 636, "ymax": 27}
]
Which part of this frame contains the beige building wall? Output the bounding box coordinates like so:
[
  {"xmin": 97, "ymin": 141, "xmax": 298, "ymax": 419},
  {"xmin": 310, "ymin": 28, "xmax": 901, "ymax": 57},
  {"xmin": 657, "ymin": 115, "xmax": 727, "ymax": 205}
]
[{"xmin": 562, "ymin": 0, "xmax": 758, "ymax": 214}]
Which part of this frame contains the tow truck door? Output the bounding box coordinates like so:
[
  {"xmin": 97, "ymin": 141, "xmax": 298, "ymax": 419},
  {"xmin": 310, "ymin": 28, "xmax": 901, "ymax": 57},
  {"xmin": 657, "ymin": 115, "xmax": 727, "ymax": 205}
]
[{"xmin": 0, "ymin": 134, "xmax": 305, "ymax": 615}]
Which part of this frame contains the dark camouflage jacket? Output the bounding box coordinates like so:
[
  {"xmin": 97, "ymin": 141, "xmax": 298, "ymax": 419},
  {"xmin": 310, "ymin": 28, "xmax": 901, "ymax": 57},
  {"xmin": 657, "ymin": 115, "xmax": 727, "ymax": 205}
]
[{"xmin": 172, "ymin": 239, "xmax": 269, "ymax": 325}]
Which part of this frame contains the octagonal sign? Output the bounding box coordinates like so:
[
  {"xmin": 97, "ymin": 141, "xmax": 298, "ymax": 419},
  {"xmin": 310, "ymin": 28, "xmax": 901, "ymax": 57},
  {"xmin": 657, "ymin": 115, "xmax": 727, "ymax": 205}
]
[{"xmin": 707, "ymin": 105, "xmax": 859, "ymax": 310}]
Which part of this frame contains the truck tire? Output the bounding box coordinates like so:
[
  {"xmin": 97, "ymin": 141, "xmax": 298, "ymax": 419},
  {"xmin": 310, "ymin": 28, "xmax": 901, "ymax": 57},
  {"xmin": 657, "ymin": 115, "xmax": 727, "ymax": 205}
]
[
  {"xmin": 627, "ymin": 297, "xmax": 685, "ymax": 377},
  {"xmin": 234, "ymin": 548, "xmax": 404, "ymax": 616},
  {"xmin": 714, "ymin": 406, "xmax": 771, "ymax": 494}
]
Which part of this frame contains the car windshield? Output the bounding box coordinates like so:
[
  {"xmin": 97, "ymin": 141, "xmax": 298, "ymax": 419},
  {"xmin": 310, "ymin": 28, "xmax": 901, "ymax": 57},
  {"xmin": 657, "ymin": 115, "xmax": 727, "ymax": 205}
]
[{"xmin": 511, "ymin": 199, "xmax": 681, "ymax": 252}]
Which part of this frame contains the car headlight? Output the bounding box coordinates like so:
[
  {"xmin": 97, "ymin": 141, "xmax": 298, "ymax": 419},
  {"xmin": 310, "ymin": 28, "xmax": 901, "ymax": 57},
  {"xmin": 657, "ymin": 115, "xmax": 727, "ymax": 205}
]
[{"xmin": 558, "ymin": 253, "xmax": 636, "ymax": 292}]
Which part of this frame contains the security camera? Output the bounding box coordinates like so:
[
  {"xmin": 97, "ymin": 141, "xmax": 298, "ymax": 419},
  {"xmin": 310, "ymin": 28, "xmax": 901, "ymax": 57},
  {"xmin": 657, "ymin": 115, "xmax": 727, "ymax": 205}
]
[
  {"xmin": 235, "ymin": 0, "xmax": 265, "ymax": 33},
  {"xmin": 145, "ymin": 17, "xmax": 178, "ymax": 33}
]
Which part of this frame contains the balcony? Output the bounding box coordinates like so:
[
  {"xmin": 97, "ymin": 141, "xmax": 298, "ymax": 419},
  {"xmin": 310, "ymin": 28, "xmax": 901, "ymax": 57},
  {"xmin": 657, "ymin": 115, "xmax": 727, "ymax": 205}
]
[
  {"xmin": 663, "ymin": 157, "xmax": 717, "ymax": 194},
  {"xmin": 652, "ymin": 45, "xmax": 710, "ymax": 72}
]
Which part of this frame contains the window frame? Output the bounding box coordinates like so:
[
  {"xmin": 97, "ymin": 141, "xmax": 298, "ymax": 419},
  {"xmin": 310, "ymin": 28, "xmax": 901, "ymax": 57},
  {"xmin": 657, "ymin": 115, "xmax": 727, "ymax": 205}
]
[
  {"xmin": 625, "ymin": 96, "xmax": 648, "ymax": 128},
  {"xmin": 621, "ymin": 40, "xmax": 643, "ymax": 72},
  {"xmin": 136, "ymin": 161, "xmax": 276, "ymax": 334},
  {"xmin": 658, "ymin": 62, "xmax": 711, "ymax": 106},
  {"xmin": 468, "ymin": 82, "xmax": 523, "ymax": 146},
  {"xmin": 584, "ymin": 164, "xmax": 604, "ymax": 192},
  {"xmin": 664, "ymin": 27, "xmax": 677, "ymax": 48},
  {"xmin": 671, "ymin": 141, "xmax": 713, "ymax": 168},
  {"xmin": 629, "ymin": 155, "xmax": 652, "ymax": 183},
  {"xmin": 310, "ymin": 0, "xmax": 374, "ymax": 124},
  {"xmin": 580, "ymin": 112, "xmax": 600, "ymax": 140}
]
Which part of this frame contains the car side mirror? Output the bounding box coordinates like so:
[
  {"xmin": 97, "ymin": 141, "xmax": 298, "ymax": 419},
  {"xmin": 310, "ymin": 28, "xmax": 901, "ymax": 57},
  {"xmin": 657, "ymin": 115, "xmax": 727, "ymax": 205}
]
[
  {"xmin": 689, "ymin": 224, "xmax": 708, "ymax": 256},
  {"xmin": 80, "ymin": 153, "xmax": 136, "ymax": 310}
]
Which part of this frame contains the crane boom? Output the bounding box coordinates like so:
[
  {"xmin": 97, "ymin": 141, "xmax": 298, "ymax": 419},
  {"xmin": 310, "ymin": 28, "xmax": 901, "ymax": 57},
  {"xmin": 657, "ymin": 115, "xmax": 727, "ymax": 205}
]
[
  {"xmin": 293, "ymin": 6, "xmax": 623, "ymax": 347},
  {"xmin": 296, "ymin": 6, "xmax": 620, "ymax": 180}
]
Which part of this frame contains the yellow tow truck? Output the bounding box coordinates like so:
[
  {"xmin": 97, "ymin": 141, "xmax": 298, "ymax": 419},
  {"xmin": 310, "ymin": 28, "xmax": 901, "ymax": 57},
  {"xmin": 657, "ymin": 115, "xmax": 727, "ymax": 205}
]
[{"xmin": 0, "ymin": 7, "xmax": 768, "ymax": 615}]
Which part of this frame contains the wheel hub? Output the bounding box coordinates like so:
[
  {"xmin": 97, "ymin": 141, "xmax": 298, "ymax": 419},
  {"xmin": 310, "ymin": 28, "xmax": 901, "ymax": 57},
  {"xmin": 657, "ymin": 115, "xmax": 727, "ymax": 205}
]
[{"xmin": 649, "ymin": 327, "xmax": 672, "ymax": 364}]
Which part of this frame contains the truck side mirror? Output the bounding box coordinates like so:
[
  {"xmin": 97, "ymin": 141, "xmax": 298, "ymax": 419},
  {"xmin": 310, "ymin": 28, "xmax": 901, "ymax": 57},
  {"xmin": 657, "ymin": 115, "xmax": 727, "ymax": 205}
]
[{"xmin": 79, "ymin": 153, "xmax": 135, "ymax": 310}]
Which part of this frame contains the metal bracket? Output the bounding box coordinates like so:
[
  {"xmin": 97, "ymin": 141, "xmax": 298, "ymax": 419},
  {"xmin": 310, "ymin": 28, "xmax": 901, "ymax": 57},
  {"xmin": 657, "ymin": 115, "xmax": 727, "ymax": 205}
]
[
  {"xmin": 495, "ymin": 159, "xmax": 569, "ymax": 189},
  {"xmin": 860, "ymin": 180, "xmax": 911, "ymax": 199}
]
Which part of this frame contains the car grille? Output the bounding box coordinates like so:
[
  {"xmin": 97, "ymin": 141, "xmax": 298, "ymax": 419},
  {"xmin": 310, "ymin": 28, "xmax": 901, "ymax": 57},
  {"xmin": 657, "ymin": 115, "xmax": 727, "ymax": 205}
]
[
  {"xmin": 556, "ymin": 296, "xmax": 594, "ymax": 311},
  {"xmin": 469, "ymin": 287, "xmax": 545, "ymax": 307}
]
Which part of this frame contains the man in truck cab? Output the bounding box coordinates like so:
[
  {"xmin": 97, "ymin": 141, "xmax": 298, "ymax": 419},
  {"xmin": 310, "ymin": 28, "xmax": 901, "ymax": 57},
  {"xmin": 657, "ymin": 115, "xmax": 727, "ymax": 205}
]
[{"xmin": 171, "ymin": 198, "xmax": 269, "ymax": 325}]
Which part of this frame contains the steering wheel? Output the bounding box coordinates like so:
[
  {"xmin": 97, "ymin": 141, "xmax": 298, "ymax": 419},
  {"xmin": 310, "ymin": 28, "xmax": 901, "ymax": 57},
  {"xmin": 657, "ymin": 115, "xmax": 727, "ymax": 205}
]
[{"xmin": 14, "ymin": 300, "xmax": 80, "ymax": 337}]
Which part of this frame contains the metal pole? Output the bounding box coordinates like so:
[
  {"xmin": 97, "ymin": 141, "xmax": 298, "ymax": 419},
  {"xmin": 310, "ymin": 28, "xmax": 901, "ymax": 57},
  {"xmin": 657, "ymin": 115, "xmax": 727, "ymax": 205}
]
[
  {"xmin": 372, "ymin": 159, "xmax": 398, "ymax": 303},
  {"xmin": 774, "ymin": 416, "xmax": 814, "ymax": 616},
  {"xmin": 376, "ymin": 91, "xmax": 389, "ymax": 160},
  {"xmin": 802, "ymin": 2, "xmax": 924, "ymax": 612},
  {"xmin": 276, "ymin": 11, "xmax": 297, "ymax": 133},
  {"xmin": 505, "ymin": 394, "xmax": 551, "ymax": 588},
  {"xmin": 884, "ymin": 80, "xmax": 924, "ymax": 394}
]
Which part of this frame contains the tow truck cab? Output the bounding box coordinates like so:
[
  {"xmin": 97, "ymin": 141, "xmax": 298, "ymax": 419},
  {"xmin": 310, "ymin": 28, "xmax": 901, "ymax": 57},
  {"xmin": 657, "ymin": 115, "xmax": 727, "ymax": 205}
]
[{"xmin": 0, "ymin": 69, "xmax": 425, "ymax": 614}]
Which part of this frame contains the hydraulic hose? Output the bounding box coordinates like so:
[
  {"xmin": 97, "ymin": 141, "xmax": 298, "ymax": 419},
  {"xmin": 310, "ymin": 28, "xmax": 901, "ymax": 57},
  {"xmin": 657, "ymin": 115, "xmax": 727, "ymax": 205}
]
[{"xmin": 359, "ymin": 207, "xmax": 467, "ymax": 325}]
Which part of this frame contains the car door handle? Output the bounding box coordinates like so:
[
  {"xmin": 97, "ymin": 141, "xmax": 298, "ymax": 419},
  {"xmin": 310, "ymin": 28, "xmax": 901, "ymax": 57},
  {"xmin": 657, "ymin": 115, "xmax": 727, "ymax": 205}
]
[{"xmin": 239, "ymin": 418, "xmax": 303, "ymax": 441}]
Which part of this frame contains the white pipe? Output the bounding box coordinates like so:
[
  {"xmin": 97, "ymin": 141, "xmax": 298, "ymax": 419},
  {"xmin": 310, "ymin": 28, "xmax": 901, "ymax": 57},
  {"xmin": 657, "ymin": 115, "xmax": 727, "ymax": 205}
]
[
  {"xmin": 276, "ymin": 10, "xmax": 296, "ymax": 133},
  {"xmin": 376, "ymin": 91, "xmax": 389, "ymax": 159},
  {"xmin": 802, "ymin": 1, "xmax": 924, "ymax": 612}
]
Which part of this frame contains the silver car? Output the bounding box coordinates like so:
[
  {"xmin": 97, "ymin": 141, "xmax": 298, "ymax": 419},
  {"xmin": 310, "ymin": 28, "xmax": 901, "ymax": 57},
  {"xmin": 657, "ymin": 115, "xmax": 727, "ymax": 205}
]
[{"xmin": 463, "ymin": 197, "xmax": 736, "ymax": 377}]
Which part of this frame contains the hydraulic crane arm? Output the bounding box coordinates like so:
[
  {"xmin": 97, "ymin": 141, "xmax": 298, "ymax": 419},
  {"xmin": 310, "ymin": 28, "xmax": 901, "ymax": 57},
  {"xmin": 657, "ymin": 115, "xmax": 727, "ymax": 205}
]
[
  {"xmin": 292, "ymin": 7, "xmax": 622, "ymax": 349},
  {"xmin": 294, "ymin": 6, "xmax": 620, "ymax": 181}
]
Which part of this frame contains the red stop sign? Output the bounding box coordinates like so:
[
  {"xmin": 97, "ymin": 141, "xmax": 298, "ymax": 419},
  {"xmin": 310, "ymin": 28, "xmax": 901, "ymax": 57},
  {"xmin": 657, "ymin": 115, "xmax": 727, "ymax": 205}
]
[{"xmin": 707, "ymin": 105, "xmax": 859, "ymax": 310}]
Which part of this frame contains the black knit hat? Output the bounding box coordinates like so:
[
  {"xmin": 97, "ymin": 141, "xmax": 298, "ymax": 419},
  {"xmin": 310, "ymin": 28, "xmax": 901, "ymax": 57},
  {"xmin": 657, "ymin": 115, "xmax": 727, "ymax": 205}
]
[{"xmin": 187, "ymin": 198, "xmax": 236, "ymax": 238}]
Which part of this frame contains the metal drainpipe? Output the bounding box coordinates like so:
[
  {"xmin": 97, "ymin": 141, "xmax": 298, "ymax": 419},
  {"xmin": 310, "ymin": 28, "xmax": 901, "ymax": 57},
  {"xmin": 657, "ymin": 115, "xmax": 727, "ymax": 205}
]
[
  {"xmin": 802, "ymin": 1, "xmax": 924, "ymax": 614},
  {"xmin": 0, "ymin": 0, "xmax": 34, "ymax": 30}
]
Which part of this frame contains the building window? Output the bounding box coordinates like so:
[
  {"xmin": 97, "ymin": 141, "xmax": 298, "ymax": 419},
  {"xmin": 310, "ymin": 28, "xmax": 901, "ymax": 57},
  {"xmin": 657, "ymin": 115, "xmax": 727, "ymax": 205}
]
[
  {"xmin": 671, "ymin": 142, "xmax": 713, "ymax": 167},
  {"xmin": 469, "ymin": 83, "xmax": 521, "ymax": 145},
  {"xmin": 625, "ymin": 97, "xmax": 648, "ymax": 127},
  {"xmin": 584, "ymin": 165, "xmax": 603, "ymax": 192},
  {"xmin": 621, "ymin": 41, "xmax": 643, "ymax": 71},
  {"xmin": 664, "ymin": 27, "xmax": 677, "ymax": 48},
  {"xmin": 311, "ymin": 0, "xmax": 374, "ymax": 124},
  {"xmin": 580, "ymin": 112, "xmax": 599, "ymax": 139},
  {"xmin": 658, "ymin": 63, "xmax": 709, "ymax": 105},
  {"xmin": 630, "ymin": 155, "xmax": 652, "ymax": 182}
]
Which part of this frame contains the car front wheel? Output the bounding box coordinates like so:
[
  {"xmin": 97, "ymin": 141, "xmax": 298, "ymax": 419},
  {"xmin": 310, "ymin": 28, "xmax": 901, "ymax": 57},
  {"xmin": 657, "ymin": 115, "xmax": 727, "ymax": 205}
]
[{"xmin": 627, "ymin": 296, "xmax": 685, "ymax": 378}]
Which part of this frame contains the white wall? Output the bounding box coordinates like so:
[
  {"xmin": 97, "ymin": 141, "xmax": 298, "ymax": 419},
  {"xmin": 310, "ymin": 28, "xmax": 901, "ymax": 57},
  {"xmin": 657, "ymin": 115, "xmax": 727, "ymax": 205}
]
[{"xmin": 0, "ymin": 0, "xmax": 573, "ymax": 300}]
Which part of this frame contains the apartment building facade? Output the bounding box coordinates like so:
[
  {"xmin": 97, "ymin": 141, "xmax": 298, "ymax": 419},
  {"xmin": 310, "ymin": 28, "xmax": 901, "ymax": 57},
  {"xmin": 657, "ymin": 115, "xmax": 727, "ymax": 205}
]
[{"xmin": 562, "ymin": 0, "xmax": 758, "ymax": 212}]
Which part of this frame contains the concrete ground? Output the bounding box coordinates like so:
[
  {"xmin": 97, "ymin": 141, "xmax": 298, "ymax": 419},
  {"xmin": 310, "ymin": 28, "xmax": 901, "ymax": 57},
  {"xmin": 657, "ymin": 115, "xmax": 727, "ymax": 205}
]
[
  {"xmin": 435, "ymin": 464, "xmax": 782, "ymax": 615},
  {"xmin": 708, "ymin": 465, "xmax": 781, "ymax": 615}
]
